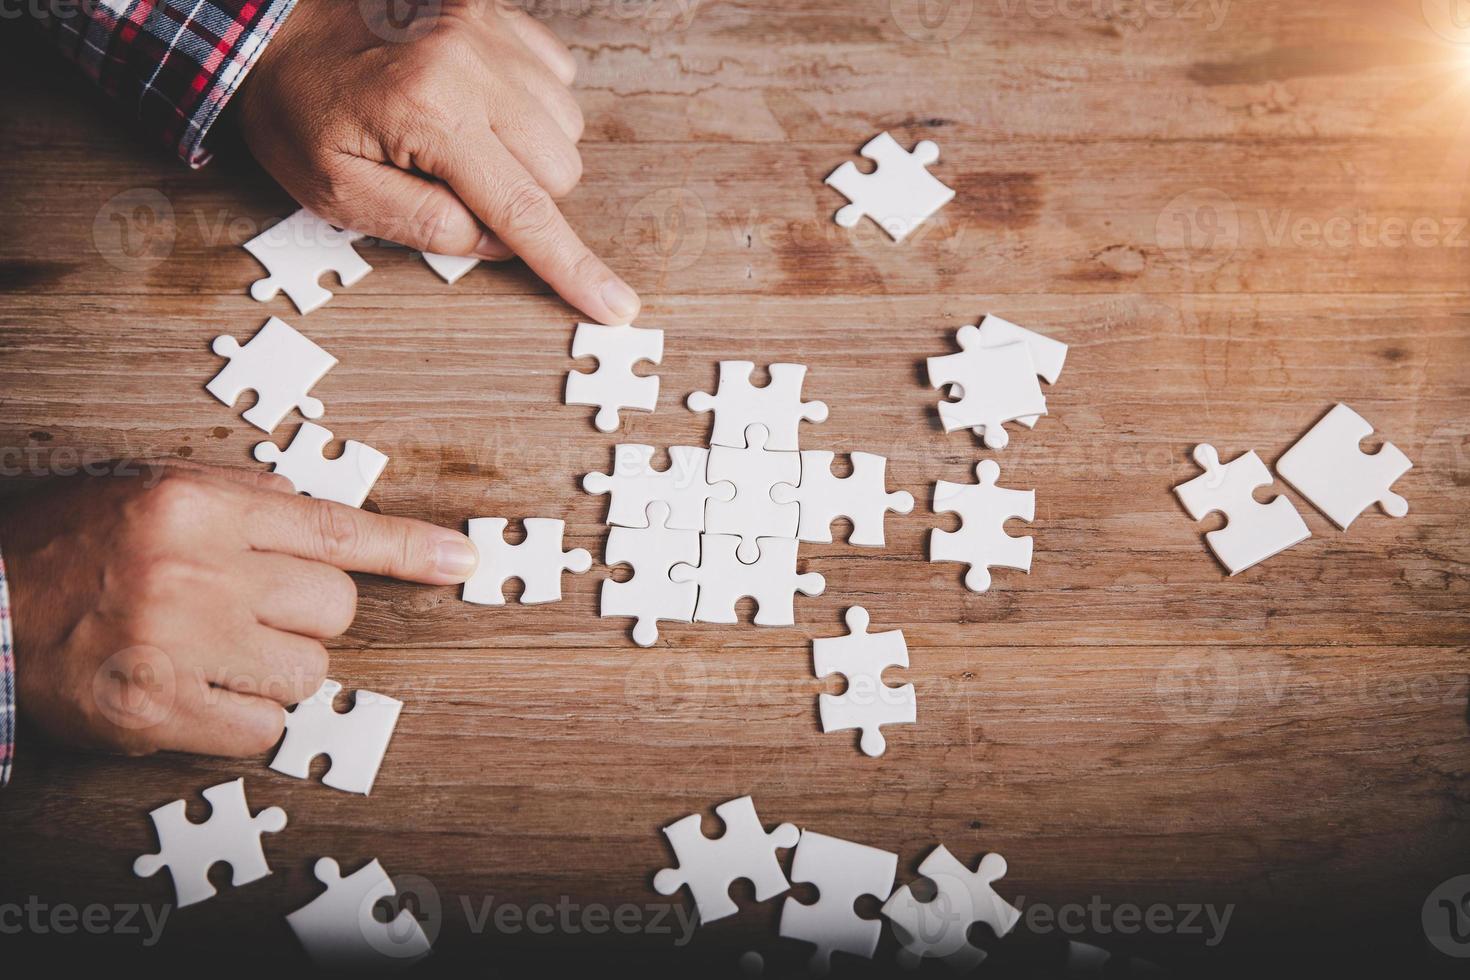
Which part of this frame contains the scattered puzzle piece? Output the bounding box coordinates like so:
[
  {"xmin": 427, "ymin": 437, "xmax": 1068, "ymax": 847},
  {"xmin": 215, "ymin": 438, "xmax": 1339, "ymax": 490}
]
[
  {"xmin": 583, "ymin": 444, "xmax": 734, "ymax": 531},
  {"xmin": 1276, "ymin": 403, "xmax": 1411, "ymax": 530},
  {"xmin": 421, "ymin": 251, "xmax": 479, "ymax": 284},
  {"xmin": 672, "ymin": 534, "xmax": 825, "ymax": 626},
  {"xmin": 133, "ymin": 778, "xmax": 287, "ymax": 908},
  {"xmin": 602, "ymin": 501, "xmax": 700, "ymax": 646},
  {"xmin": 254, "ymin": 421, "xmax": 389, "ymax": 508},
  {"xmin": 928, "ymin": 333, "xmax": 1048, "ymax": 449},
  {"xmin": 1174, "ymin": 444, "xmax": 1310, "ymax": 575},
  {"xmin": 772, "ymin": 450, "xmax": 914, "ymax": 546},
  {"xmin": 207, "ymin": 317, "xmax": 337, "ymax": 433},
  {"xmin": 813, "ymin": 607, "xmax": 915, "ymax": 757},
  {"xmin": 286, "ymin": 857, "xmax": 432, "ymax": 970},
  {"xmin": 565, "ymin": 322, "xmax": 664, "ymax": 432},
  {"xmin": 244, "ymin": 208, "xmax": 371, "ymax": 316},
  {"xmin": 463, "ymin": 517, "xmax": 592, "ymax": 605},
  {"xmin": 687, "ymin": 361, "xmax": 828, "ymax": 451},
  {"xmin": 270, "ymin": 679, "xmax": 403, "ymax": 795},
  {"xmin": 779, "ymin": 830, "xmax": 898, "ymax": 975},
  {"xmin": 930, "ymin": 460, "xmax": 1035, "ymax": 592},
  {"xmin": 705, "ymin": 424, "xmax": 801, "ymax": 561},
  {"xmin": 825, "ymin": 132, "xmax": 955, "ymax": 242},
  {"xmin": 953, "ymin": 315, "xmax": 1068, "ymax": 438},
  {"xmin": 881, "ymin": 845, "xmax": 1021, "ymax": 972},
  {"xmin": 653, "ymin": 796, "xmax": 800, "ymax": 925}
]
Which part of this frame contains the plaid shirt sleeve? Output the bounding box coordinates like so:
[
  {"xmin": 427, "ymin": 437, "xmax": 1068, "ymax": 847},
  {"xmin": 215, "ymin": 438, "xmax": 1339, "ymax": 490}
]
[
  {"xmin": 0, "ymin": 546, "xmax": 14, "ymax": 787},
  {"xmin": 28, "ymin": 0, "xmax": 299, "ymax": 168}
]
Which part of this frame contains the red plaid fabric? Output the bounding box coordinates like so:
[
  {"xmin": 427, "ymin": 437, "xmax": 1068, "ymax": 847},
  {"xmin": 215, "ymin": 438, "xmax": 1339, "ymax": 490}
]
[
  {"xmin": 0, "ymin": 548, "xmax": 14, "ymax": 786},
  {"xmin": 28, "ymin": 0, "xmax": 299, "ymax": 167}
]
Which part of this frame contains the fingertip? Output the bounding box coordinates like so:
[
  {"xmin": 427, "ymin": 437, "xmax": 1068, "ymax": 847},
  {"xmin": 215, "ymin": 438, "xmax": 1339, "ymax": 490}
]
[
  {"xmin": 431, "ymin": 530, "xmax": 480, "ymax": 584},
  {"xmin": 598, "ymin": 277, "xmax": 641, "ymax": 325}
]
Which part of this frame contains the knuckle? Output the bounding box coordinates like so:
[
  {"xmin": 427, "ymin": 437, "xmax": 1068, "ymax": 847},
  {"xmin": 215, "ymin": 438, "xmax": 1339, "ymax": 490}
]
[
  {"xmin": 312, "ymin": 503, "xmax": 363, "ymax": 565},
  {"xmin": 132, "ymin": 475, "xmax": 210, "ymax": 535},
  {"xmin": 499, "ymin": 179, "xmax": 558, "ymax": 238},
  {"xmin": 410, "ymin": 191, "xmax": 474, "ymax": 253}
]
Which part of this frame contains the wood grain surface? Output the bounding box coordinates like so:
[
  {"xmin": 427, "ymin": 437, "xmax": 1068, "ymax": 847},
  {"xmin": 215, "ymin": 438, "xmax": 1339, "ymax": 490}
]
[{"xmin": 1, "ymin": 1, "xmax": 1468, "ymax": 974}]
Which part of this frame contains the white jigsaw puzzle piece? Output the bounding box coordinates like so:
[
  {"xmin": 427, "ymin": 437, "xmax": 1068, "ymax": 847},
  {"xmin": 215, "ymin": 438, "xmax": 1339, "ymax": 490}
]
[
  {"xmin": 882, "ymin": 845, "xmax": 1021, "ymax": 972},
  {"xmin": 286, "ymin": 857, "xmax": 432, "ymax": 970},
  {"xmin": 244, "ymin": 209, "xmax": 372, "ymax": 316},
  {"xmin": 772, "ymin": 450, "xmax": 914, "ymax": 546},
  {"xmin": 928, "ymin": 335, "xmax": 1048, "ymax": 449},
  {"xmin": 652, "ymin": 796, "xmax": 800, "ymax": 925},
  {"xmin": 602, "ymin": 501, "xmax": 700, "ymax": 646},
  {"xmin": 1276, "ymin": 403, "xmax": 1411, "ymax": 530},
  {"xmin": 207, "ymin": 317, "xmax": 337, "ymax": 433},
  {"xmin": 930, "ymin": 460, "xmax": 1035, "ymax": 592},
  {"xmin": 582, "ymin": 444, "xmax": 734, "ymax": 531},
  {"xmin": 463, "ymin": 517, "xmax": 592, "ymax": 605},
  {"xmin": 779, "ymin": 830, "xmax": 898, "ymax": 975},
  {"xmin": 1174, "ymin": 444, "xmax": 1310, "ymax": 575},
  {"xmin": 687, "ymin": 361, "xmax": 829, "ymax": 451},
  {"xmin": 824, "ymin": 132, "xmax": 955, "ymax": 242},
  {"xmin": 705, "ymin": 424, "xmax": 801, "ymax": 561},
  {"xmin": 952, "ymin": 315, "xmax": 1068, "ymax": 437},
  {"xmin": 421, "ymin": 252, "xmax": 479, "ymax": 284},
  {"xmin": 565, "ymin": 322, "xmax": 663, "ymax": 432},
  {"xmin": 672, "ymin": 534, "xmax": 825, "ymax": 626},
  {"xmin": 254, "ymin": 421, "xmax": 388, "ymax": 508},
  {"xmin": 133, "ymin": 778, "xmax": 287, "ymax": 909},
  {"xmin": 813, "ymin": 606, "xmax": 915, "ymax": 757},
  {"xmin": 270, "ymin": 679, "xmax": 403, "ymax": 795}
]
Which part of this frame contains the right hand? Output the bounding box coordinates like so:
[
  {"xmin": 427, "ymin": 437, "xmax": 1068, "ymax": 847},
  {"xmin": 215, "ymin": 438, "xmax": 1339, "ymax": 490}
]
[{"xmin": 0, "ymin": 462, "xmax": 479, "ymax": 759}]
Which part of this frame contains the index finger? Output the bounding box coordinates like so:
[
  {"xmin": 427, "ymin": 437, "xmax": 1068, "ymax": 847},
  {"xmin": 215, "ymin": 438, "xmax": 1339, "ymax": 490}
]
[{"xmin": 237, "ymin": 486, "xmax": 479, "ymax": 585}]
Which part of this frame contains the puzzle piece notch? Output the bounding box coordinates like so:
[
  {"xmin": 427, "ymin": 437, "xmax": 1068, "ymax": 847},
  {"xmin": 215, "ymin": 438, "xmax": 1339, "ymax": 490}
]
[
  {"xmin": 653, "ymin": 796, "xmax": 801, "ymax": 925},
  {"xmin": 951, "ymin": 316, "xmax": 1068, "ymax": 438},
  {"xmin": 286, "ymin": 857, "xmax": 432, "ymax": 970},
  {"xmin": 671, "ymin": 534, "xmax": 825, "ymax": 626},
  {"xmin": 1174, "ymin": 444, "xmax": 1311, "ymax": 575},
  {"xmin": 881, "ymin": 846, "xmax": 1021, "ymax": 972},
  {"xmin": 421, "ymin": 251, "xmax": 479, "ymax": 284},
  {"xmin": 244, "ymin": 209, "xmax": 372, "ymax": 316},
  {"xmin": 687, "ymin": 361, "xmax": 829, "ymax": 451},
  {"xmin": 565, "ymin": 323, "xmax": 664, "ymax": 432},
  {"xmin": 779, "ymin": 830, "xmax": 898, "ymax": 975},
  {"xmin": 930, "ymin": 460, "xmax": 1035, "ymax": 592},
  {"xmin": 207, "ymin": 317, "xmax": 338, "ymax": 433},
  {"xmin": 1276, "ymin": 403, "xmax": 1411, "ymax": 530},
  {"xmin": 254, "ymin": 422, "xmax": 389, "ymax": 508},
  {"xmin": 927, "ymin": 335, "xmax": 1048, "ymax": 449},
  {"xmin": 133, "ymin": 778, "xmax": 287, "ymax": 908},
  {"xmin": 824, "ymin": 132, "xmax": 955, "ymax": 242},
  {"xmin": 602, "ymin": 501, "xmax": 700, "ymax": 646},
  {"xmin": 270, "ymin": 679, "xmax": 403, "ymax": 795},
  {"xmin": 705, "ymin": 423, "xmax": 801, "ymax": 561},
  {"xmin": 582, "ymin": 444, "xmax": 734, "ymax": 531},
  {"xmin": 463, "ymin": 517, "xmax": 592, "ymax": 605},
  {"xmin": 813, "ymin": 606, "xmax": 916, "ymax": 757},
  {"xmin": 771, "ymin": 450, "xmax": 914, "ymax": 546}
]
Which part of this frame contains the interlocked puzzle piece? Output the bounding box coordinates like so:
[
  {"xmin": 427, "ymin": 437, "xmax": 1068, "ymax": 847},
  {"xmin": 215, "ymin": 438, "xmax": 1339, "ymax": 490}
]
[
  {"xmin": 270, "ymin": 679, "xmax": 403, "ymax": 795},
  {"xmin": 254, "ymin": 421, "xmax": 389, "ymax": 508},
  {"xmin": 813, "ymin": 606, "xmax": 915, "ymax": 757},
  {"xmin": 602, "ymin": 501, "xmax": 700, "ymax": 646},
  {"xmin": 930, "ymin": 460, "xmax": 1035, "ymax": 592},
  {"xmin": 772, "ymin": 450, "xmax": 914, "ymax": 546},
  {"xmin": 687, "ymin": 361, "xmax": 829, "ymax": 451},
  {"xmin": 565, "ymin": 322, "xmax": 664, "ymax": 432},
  {"xmin": 286, "ymin": 857, "xmax": 432, "ymax": 970},
  {"xmin": 1174, "ymin": 444, "xmax": 1310, "ymax": 575},
  {"xmin": 207, "ymin": 317, "xmax": 337, "ymax": 433},
  {"xmin": 653, "ymin": 795, "xmax": 800, "ymax": 925},
  {"xmin": 881, "ymin": 845, "xmax": 1021, "ymax": 972},
  {"xmin": 583, "ymin": 444, "xmax": 734, "ymax": 531},
  {"xmin": 780, "ymin": 830, "xmax": 898, "ymax": 974},
  {"xmin": 672, "ymin": 534, "xmax": 825, "ymax": 626},
  {"xmin": 463, "ymin": 517, "xmax": 592, "ymax": 605},
  {"xmin": 825, "ymin": 132, "xmax": 955, "ymax": 242},
  {"xmin": 133, "ymin": 778, "xmax": 287, "ymax": 908},
  {"xmin": 928, "ymin": 332, "xmax": 1048, "ymax": 449},
  {"xmin": 1276, "ymin": 403, "xmax": 1411, "ymax": 530},
  {"xmin": 421, "ymin": 251, "xmax": 479, "ymax": 284},
  {"xmin": 705, "ymin": 424, "xmax": 801, "ymax": 561},
  {"xmin": 952, "ymin": 316, "xmax": 1068, "ymax": 439},
  {"xmin": 244, "ymin": 208, "xmax": 371, "ymax": 316}
]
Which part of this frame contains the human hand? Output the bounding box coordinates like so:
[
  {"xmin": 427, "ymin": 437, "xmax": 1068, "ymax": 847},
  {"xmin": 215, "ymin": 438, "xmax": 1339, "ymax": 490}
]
[
  {"xmin": 234, "ymin": 0, "xmax": 640, "ymax": 325},
  {"xmin": 0, "ymin": 462, "xmax": 478, "ymax": 758}
]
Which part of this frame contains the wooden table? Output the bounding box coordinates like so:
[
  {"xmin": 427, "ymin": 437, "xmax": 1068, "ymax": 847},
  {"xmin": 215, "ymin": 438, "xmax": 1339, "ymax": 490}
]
[{"xmin": 1, "ymin": 1, "xmax": 1467, "ymax": 973}]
